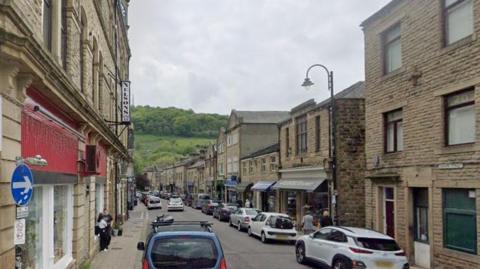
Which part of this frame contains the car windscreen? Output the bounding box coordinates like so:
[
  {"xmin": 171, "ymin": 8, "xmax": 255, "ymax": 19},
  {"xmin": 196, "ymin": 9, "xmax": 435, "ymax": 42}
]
[
  {"xmin": 244, "ymin": 209, "xmax": 258, "ymax": 216},
  {"xmin": 355, "ymin": 237, "xmax": 401, "ymax": 251},
  {"xmin": 150, "ymin": 237, "xmax": 218, "ymax": 269}
]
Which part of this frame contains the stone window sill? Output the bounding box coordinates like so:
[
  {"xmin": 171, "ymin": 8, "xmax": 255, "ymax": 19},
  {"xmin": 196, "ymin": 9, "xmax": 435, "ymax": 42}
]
[
  {"xmin": 439, "ymin": 35, "xmax": 475, "ymax": 56},
  {"xmin": 381, "ymin": 66, "xmax": 406, "ymax": 82},
  {"xmin": 435, "ymin": 143, "xmax": 477, "ymax": 155}
]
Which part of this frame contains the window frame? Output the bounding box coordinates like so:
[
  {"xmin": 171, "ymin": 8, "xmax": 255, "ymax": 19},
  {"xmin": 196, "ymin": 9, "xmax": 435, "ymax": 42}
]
[
  {"xmin": 444, "ymin": 88, "xmax": 475, "ymax": 146},
  {"xmin": 443, "ymin": 0, "xmax": 474, "ymax": 46},
  {"xmin": 382, "ymin": 23, "xmax": 402, "ymax": 74},
  {"xmin": 296, "ymin": 115, "xmax": 308, "ymax": 155},
  {"xmin": 384, "ymin": 109, "xmax": 403, "ymax": 153}
]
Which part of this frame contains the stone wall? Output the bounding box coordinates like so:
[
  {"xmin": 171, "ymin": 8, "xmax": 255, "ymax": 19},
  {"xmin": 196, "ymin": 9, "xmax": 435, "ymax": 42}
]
[{"xmin": 241, "ymin": 152, "xmax": 280, "ymax": 184}]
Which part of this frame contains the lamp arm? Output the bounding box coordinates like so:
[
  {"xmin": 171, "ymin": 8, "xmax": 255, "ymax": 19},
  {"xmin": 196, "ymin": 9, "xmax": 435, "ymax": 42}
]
[{"xmin": 305, "ymin": 64, "xmax": 330, "ymax": 79}]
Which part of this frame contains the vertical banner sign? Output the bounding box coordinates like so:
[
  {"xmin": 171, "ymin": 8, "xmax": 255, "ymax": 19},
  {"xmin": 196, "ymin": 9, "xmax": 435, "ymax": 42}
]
[{"xmin": 121, "ymin": 81, "xmax": 131, "ymax": 123}]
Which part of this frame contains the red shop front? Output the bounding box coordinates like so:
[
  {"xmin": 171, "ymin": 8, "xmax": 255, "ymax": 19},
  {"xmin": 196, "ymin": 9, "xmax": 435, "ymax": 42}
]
[{"xmin": 18, "ymin": 88, "xmax": 82, "ymax": 269}]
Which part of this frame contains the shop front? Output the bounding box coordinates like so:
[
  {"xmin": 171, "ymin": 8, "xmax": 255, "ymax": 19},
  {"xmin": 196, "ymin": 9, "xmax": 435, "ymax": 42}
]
[
  {"xmin": 251, "ymin": 181, "xmax": 277, "ymax": 212},
  {"xmin": 19, "ymin": 93, "xmax": 80, "ymax": 269},
  {"xmin": 276, "ymin": 167, "xmax": 328, "ymax": 228},
  {"xmin": 224, "ymin": 177, "xmax": 238, "ymax": 203},
  {"xmin": 235, "ymin": 182, "xmax": 253, "ymax": 205}
]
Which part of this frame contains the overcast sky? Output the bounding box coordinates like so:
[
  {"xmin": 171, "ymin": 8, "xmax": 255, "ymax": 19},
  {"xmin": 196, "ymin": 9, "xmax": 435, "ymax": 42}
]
[{"xmin": 129, "ymin": 0, "xmax": 390, "ymax": 115}]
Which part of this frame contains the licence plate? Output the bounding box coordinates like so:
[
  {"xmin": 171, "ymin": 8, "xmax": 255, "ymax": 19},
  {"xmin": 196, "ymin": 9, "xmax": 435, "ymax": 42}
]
[
  {"xmin": 375, "ymin": 261, "xmax": 393, "ymax": 268},
  {"xmin": 276, "ymin": 234, "xmax": 288, "ymax": 239}
]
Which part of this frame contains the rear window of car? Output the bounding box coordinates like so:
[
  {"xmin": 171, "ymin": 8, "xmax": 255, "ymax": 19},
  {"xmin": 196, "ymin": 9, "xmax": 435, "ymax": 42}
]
[
  {"xmin": 245, "ymin": 209, "xmax": 258, "ymax": 216},
  {"xmin": 170, "ymin": 198, "xmax": 182, "ymax": 203},
  {"xmin": 199, "ymin": 195, "xmax": 210, "ymax": 200},
  {"xmin": 150, "ymin": 237, "xmax": 218, "ymax": 269},
  {"xmin": 355, "ymin": 238, "xmax": 401, "ymax": 251},
  {"xmin": 270, "ymin": 216, "xmax": 294, "ymax": 229},
  {"xmin": 150, "ymin": 200, "xmax": 160, "ymax": 204}
]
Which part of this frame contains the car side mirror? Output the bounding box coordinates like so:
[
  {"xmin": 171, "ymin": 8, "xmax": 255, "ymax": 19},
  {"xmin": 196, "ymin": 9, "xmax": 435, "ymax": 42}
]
[{"xmin": 137, "ymin": 241, "xmax": 145, "ymax": 251}]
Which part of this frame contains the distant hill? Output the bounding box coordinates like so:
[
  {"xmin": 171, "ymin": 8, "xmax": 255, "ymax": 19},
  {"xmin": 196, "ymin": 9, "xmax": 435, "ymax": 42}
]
[
  {"xmin": 132, "ymin": 106, "xmax": 228, "ymax": 173},
  {"xmin": 132, "ymin": 106, "xmax": 228, "ymax": 137}
]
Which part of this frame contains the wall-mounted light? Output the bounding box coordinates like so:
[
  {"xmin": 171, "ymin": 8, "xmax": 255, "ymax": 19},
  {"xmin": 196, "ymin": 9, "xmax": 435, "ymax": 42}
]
[{"xmin": 16, "ymin": 155, "xmax": 48, "ymax": 167}]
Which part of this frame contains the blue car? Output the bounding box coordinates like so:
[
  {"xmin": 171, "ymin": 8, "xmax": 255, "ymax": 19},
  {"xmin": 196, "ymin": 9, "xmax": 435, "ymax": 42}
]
[{"xmin": 137, "ymin": 230, "xmax": 227, "ymax": 269}]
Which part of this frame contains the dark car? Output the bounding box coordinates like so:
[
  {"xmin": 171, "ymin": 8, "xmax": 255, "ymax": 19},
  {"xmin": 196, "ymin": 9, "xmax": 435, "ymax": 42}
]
[
  {"xmin": 213, "ymin": 203, "xmax": 237, "ymax": 221},
  {"xmin": 202, "ymin": 200, "xmax": 219, "ymax": 215},
  {"xmin": 138, "ymin": 221, "xmax": 225, "ymax": 269}
]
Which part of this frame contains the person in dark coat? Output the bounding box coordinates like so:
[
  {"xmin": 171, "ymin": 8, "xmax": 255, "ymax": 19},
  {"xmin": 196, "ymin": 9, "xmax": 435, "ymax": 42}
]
[
  {"xmin": 320, "ymin": 210, "xmax": 333, "ymax": 227},
  {"xmin": 97, "ymin": 208, "xmax": 113, "ymax": 251}
]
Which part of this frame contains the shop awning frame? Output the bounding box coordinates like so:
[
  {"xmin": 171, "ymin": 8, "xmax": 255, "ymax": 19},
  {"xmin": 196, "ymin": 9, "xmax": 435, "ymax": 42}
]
[
  {"xmin": 273, "ymin": 178, "xmax": 326, "ymax": 192},
  {"xmin": 236, "ymin": 182, "xmax": 253, "ymax": 192},
  {"xmin": 251, "ymin": 181, "xmax": 277, "ymax": 192}
]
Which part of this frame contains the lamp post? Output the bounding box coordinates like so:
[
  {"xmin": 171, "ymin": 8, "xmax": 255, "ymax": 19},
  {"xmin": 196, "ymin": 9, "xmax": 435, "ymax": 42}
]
[{"xmin": 301, "ymin": 64, "xmax": 337, "ymax": 224}]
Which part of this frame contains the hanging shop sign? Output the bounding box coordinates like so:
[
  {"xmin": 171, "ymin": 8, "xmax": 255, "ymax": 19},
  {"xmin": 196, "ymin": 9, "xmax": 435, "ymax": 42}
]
[
  {"xmin": 121, "ymin": 81, "xmax": 131, "ymax": 123},
  {"xmin": 11, "ymin": 164, "xmax": 34, "ymax": 206}
]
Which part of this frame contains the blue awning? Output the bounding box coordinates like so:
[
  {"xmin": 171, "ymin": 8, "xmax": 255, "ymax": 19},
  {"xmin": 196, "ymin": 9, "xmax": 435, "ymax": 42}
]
[
  {"xmin": 251, "ymin": 181, "xmax": 276, "ymax": 192},
  {"xmin": 224, "ymin": 177, "xmax": 238, "ymax": 188}
]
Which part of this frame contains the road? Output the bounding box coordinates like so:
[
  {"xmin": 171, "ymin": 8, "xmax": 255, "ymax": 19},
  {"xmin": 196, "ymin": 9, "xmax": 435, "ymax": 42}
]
[{"xmin": 147, "ymin": 200, "xmax": 316, "ymax": 269}]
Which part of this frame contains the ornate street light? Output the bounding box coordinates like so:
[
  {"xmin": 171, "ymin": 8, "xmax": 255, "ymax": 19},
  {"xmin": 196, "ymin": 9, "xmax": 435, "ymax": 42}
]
[{"xmin": 301, "ymin": 64, "xmax": 338, "ymax": 224}]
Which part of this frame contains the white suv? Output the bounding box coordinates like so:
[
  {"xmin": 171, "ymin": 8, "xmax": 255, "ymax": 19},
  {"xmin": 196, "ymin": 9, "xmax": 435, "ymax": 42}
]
[
  {"xmin": 247, "ymin": 212, "xmax": 297, "ymax": 244},
  {"xmin": 295, "ymin": 226, "xmax": 409, "ymax": 269}
]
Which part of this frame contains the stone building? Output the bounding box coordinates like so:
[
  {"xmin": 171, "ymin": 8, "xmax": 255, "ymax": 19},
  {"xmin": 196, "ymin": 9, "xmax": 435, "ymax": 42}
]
[
  {"xmin": 204, "ymin": 144, "xmax": 217, "ymax": 196},
  {"xmin": 240, "ymin": 143, "xmax": 280, "ymax": 212},
  {"xmin": 216, "ymin": 128, "xmax": 227, "ymax": 200},
  {"xmin": 224, "ymin": 110, "xmax": 289, "ymax": 202},
  {"xmin": 277, "ymin": 82, "xmax": 365, "ymax": 227},
  {"xmin": 362, "ymin": 1, "xmax": 480, "ymax": 268},
  {"xmin": 0, "ymin": 0, "xmax": 131, "ymax": 268}
]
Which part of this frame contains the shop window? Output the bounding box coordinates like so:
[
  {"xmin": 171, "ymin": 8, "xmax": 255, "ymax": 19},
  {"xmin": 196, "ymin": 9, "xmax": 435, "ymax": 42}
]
[
  {"xmin": 384, "ymin": 109, "xmax": 403, "ymax": 153},
  {"xmin": 444, "ymin": 0, "xmax": 474, "ymax": 45},
  {"xmin": 443, "ymin": 189, "xmax": 477, "ymax": 254},
  {"xmin": 414, "ymin": 188, "xmax": 429, "ymax": 243},
  {"xmin": 382, "ymin": 23, "xmax": 402, "ymax": 74},
  {"xmin": 95, "ymin": 184, "xmax": 105, "ymax": 218},
  {"xmin": 445, "ymin": 89, "xmax": 475, "ymax": 146},
  {"xmin": 23, "ymin": 186, "xmax": 44, "ymax": 268}
]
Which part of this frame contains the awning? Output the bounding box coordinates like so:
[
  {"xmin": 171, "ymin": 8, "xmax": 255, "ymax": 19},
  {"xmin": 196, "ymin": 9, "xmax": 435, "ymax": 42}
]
[
  {"xmin": 224, "ymin": 177, "xmax": 238, "ymax": 188},
  {"xmin": 251, "ymin": 181, "xmax": 277, "ymax": 192},
  {"xmin": 273, "ymin": 178, "xmax": 326, "ymax": 192},
  {"xmin": 236, "ymin": 182, "xmax": 253, "ymax": 192}
]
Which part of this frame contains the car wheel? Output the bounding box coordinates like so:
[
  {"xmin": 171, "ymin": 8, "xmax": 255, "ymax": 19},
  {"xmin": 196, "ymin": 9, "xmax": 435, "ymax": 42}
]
[
  {"xmin": 333, "ymin": 257, "xmax": 352, "ymax": 269},
  {"xmin": 248, "ymin": 227, "xmax": 253, "ymax": 237},
  {"xmin": 237, "ymin": 222, "xmax": 242, "ymax": 231},
  {"xmin": 295, "ymin": 243, "xmax": 306, "ymax": 264},
  {"xmin": 260, "ymin": 232, "xmax": 269, "ymax": 243}
]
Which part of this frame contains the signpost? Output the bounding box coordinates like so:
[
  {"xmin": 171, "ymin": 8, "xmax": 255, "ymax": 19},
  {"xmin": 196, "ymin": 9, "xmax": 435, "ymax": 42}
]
[
  {"xmin": 121, "ymin": 81, "xmax": 131, "ymax": 123},
  {"xmin": 11, "ymin": 164, "xmax": 34, "ymax": 206}
]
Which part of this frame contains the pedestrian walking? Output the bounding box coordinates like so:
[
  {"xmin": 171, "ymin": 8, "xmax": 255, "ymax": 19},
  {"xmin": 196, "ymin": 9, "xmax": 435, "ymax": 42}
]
[
  {"xmin": 97, "ymin": 208, "xmax": 113, "ymax": 251},
  {"xmin": 302, "ymin": 208, "xmax": 316, "ymax": 234},
  {"xmin": 245, "ymin": 198, "xmax": 251, "ymax": 208},
  {"xmin": 320, "ymin": 210, "xmax": 333, "ymax": 227}
]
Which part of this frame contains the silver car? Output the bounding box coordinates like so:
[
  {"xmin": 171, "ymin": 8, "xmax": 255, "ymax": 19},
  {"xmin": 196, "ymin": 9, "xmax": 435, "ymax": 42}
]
[{"xmin": 229, "ymin": 208, "xmax": 260, "ymax": 231}]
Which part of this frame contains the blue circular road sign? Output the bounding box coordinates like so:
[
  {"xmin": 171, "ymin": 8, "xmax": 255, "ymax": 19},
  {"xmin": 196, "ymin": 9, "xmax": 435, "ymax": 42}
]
[{"xmin": 11, "ymin": 164, "xmax": 34, "ymax": 206}]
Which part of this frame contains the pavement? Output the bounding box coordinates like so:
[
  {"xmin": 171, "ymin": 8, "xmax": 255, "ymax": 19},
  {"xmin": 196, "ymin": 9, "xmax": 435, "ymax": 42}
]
[
  {"xmin": 91, "ymin": 203, "xmax": 149, "ymax": 269},
  {"xmin": 91, "ymin": 200, "xmax": 314, "ymax": 269}
]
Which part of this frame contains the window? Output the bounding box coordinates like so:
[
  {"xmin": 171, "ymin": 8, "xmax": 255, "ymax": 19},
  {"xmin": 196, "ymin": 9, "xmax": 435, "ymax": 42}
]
[
  {"xmin": 315, "ymin": 115, "xmax": 321, "ymax": 152},
  {"xmin": 446, "ymin": 89, "xmax": 475, "ymax": 145},
  {"xmin": 80, "ymin": 13, "xmax": 86, "ymax": 93},
  {"xmin": 249, "ymin": 160, "xmax": 253, "ymax": 174},
  {"xmin": 327, "ymin": 230, "xmax": 347, "ymax": 243},
  {"xmin": 383, "ymin": 24, "xmax": 402, "ymax": 74},
  {"xmin": 22, "ymin": 186, "xmax": 44, "ymax": 268},
  {"xmin": 43, "ymin": 0, "xmax": 53, "ymax": 51},
  {"xmin": 270, "ymin": 156, "xmax": 277, "ymax": 172},
  {"xmin": 443, "ymin": 189, "xmax": 477, "ymax": 254},
  {"xmin": 261, "ymin": 158, "xmax": 266, "ymax": 172},
  {"xmin": 444, "ymin": 0, "xmax": 474, "ymax": 45},
  {"xmin": 233, "ymin": 157, "xmax": 239, "ymax": 172},
  {"xmin": 296, "ymin": 116, "xmax": 308, "ymax": 155},
  {"xmin": 385, "ymin": 109, "xmax": 403, "ymax": 153},
  {"xmin": 414, "ymin": 188, "xmax": 429, "ymax": 243},
  {"xmin": 54, "ymin": 185, "xmax": 68, "ymax": 262},
  {"xmin": 242, "ymin": 162, "xmax": 247, "ymax": 175},
  {"xmin": 285, "ymin": 127, "xmax": 291, "ymax": 157},
  {"xmin": 95, "ymin": 184, "xmax": 105, "ymax": 220},
  {"xmin": 313, "ymin": 228, "xmax": 332, "ymax": 240},
  {"xmin": 61, "ymin": 0, "xmax": 68, "ymax": 69}
]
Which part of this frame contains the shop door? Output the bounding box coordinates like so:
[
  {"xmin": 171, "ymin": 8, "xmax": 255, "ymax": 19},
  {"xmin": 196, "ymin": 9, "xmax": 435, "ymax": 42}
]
[
  {"xmin": 413, "ymin": 188, "xmax": 430, "ymax": 268},
  {"xmin": 383, "ymin": 187, "xmax": 395, "ymax": 238}
]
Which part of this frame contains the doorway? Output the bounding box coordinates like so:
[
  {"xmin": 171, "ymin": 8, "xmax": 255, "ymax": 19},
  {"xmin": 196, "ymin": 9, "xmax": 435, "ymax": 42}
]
[
  {"xmin": 383, "ymin": 187, "xmax": 395, "ymax": 238},
  {"xmin": 413, "ymin": 188, "xmax": 430, "ymax": 268}
]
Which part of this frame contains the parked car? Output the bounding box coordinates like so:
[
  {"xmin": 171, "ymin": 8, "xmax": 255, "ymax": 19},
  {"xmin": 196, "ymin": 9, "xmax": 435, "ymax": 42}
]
[
  {"xmin": 295, "ymin": 226, "xmax": 409, "ymax": 269},
  {"xmin": 138, "ymin": 221, "xmax": 226, "ymax": 269},
  {"xmin": 147, "ymin": 195, "xmax": 162, "ymax": 210},
  {"xmin": 184, "ymin": 194, "xmax": 193, "ymax": 207},
  {"xmin": 229, "ymin": 208, "xmax": 260, "ymax": 231},
  {"xmin": 167, "ymin": 197, "xmax": 184, "ymax": 211},
  {"xmin": 194, "ymin": 193, "xmax": 211, "ymax": 209},
  {"xmin": 212, "ymin": 203, "xmax": 237, "ymax": 221},
  {"xmin": 202, "ymin": 200, "xmax": 219, "ymax": 215},
  {"xmin": 247, "ymin": 212, "xmax": 297, "ymax": 244}
]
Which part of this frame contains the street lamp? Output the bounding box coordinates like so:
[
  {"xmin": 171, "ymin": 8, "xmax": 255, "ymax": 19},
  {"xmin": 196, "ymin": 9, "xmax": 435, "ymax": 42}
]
[{"xmin": 301, "ymin": 64, "xmax": 337, "ymax": 224}]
